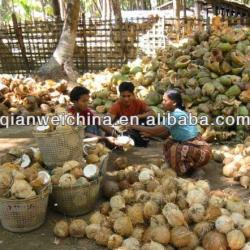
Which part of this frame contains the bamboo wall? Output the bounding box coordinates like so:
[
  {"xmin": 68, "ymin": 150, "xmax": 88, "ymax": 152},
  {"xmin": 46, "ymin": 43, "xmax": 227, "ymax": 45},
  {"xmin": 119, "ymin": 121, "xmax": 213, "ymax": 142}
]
[{"xmin": 0, "ymin": 15, "xmax": 222, "ymax": 75}]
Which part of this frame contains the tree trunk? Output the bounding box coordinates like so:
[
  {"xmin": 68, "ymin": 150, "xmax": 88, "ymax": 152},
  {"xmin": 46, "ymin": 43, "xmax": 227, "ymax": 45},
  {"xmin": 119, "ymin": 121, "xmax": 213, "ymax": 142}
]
[
  {"xmin": 52, "ymin": 0, "xmax": 61, "ymax": 20},
  {"xmin": 37, "ymin": 0, "xmax": 80, "ymax": 81},
  {"xmin": 111, "ymin": 0, "xmax": 122, "ymax": 23}
]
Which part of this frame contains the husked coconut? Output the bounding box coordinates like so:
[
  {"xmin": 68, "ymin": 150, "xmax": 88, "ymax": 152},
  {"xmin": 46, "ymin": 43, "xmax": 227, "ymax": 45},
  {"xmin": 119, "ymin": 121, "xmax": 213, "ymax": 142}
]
[
  {"xmin": 85, "ymin": 224, "xmax": 101, "ymax": 239},
  {"xmin": 95, "ymin": 227, "xmax": 112, "ymax": 246},
  {"xmin": 202, "ymin": 231, "xmax": 228, "ymax": 250},
  {"xmin": 108, "ymin": 234, "xmax": 123, "ymax": 249},
  {"xmin": 58, "ymin": 174, "xmax": 76, "ymax": 187},
  {"xmin": 10, "ymin": 179, "xmax": 36, "ymax": 199},
  {"xmin": 127, "ymin": 204, "xmax": 144, "ymax": 225},
  {"xmin": 122, "ymin": 237, "xmax": 140, "ymax": 250},
  {"xmin": 110, "ymin": 195, "xmax": 126, "ymax": 210},
  {"xmin": 53, "ymin": 220, "xmax": 69, "ymax": 238},
  {"xmin": 0, "ymin": 171, "xmax": 11, "ymax": 189},
  {"xmin": 143, "ymin": 201, "xmax": 159, "ymax": 219},
  {"xmin": 69, "ymin": 219, "xmax": 87, "ymax": 238},
  {"xmin": 113, "ymin": 216, "xmax": 133, "ymax": 237},
  {"xmin": 227, "ymin": 229, "xmax": 246, "ymax": 250},
  {"xmin": 62, "ymin": 160, "xmax": 80, "ymax": 173},
  {"xmin": 20, "ymin": 154, "xmax": 31, "ymax": 168},
  {"xmin": 83, "ymin": 164, "xmax": 98, "ymax": 179},
  {"xmin": 215, "ymin": 215, "xmax": 234, "ymax": 234}
]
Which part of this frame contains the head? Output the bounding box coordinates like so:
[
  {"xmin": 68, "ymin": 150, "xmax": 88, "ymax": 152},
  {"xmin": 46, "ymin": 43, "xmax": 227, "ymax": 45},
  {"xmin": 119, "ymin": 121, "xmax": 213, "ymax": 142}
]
[
  {"xmin": 162, "ymin": 89, "xmax": 185, "ymax": 112},
  {"xmin": 118, "ymin": 81, "xmax": 135, "ymax": 106},
  {"xmin": 70, "ymin": 86, "xmax": 90, "ymax": 110}
]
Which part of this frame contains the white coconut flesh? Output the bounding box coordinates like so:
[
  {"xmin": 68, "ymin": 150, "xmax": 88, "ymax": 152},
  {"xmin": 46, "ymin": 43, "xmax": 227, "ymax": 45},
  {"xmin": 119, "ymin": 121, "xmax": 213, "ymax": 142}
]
[
  {"xmin": 36, "ymin": 125, "xmax": 50, "ymax": 132},
  {"xmin": 83, "ymin": 164, "xmax": 98, "ymax": 179},
  {"xmin": 116, "ymin": 136, "xmax": 131, "ymax": 146},
  {"xmin": 38, "ymin": 171, "xmax": 51, "ymax": 184},
  {"xmin": 20, "ymin": 154, "xmax": 31, "ymax": 168}
]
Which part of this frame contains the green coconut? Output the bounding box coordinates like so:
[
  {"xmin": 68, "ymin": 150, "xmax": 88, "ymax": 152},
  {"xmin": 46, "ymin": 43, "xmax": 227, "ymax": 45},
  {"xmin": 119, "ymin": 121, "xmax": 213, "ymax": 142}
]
[
  {"xmin": 221, "ymin": 61, "xmax": 232, "ymax": 74},
  {"xmin": 145, "ymin": 92, "xmax": 162, "ymax": 106},
  {"xmin": 237, "ymin": 105, "xmax": 249, "ymax": 116},
  {"xmin": 213, "ymin": 80, "xmax": 226, "ymax": 93},
  {"xmin": 198, "ymin": 77, "xmax": 212, "ymax": 86},
  {"xmin": 94, "ymin": 90, "xmax": 110, "ymax": 99},
  {"xmin": 143, "ymin": 71, "xmax": 156, "ymax": 86},
  {"xmin": 151, "ymin": 106, "xmax": 165, "ymax": 117},
  {"xmin": 217, "ymin": 43, "xmax": 233, "ymax": 52},
  {"xmin": 92, "ymin": 98, "xmax": 104, "ymax": 108},
  {"xmin": 232, "ymin": 67, "xmax": 243, "ymax": 75},
  {"xmin": 231, "ymin": 51, "xmax": 246, "ymax": 66},
  {"xmin": 219, "ymin": 75, "xmax": 232, "ymax": 86},
  {"xmin": 236, "ymin": 40, "xmax": 250, "ymax": 54},
  {"xmin": 120, "ymin": 64, "xmax": 130, "ymax": 74},
  {"xmin": 111, "ymin": 72, "xmax": 129, "ymax": 84},
  {"xmin": 175, "ymin": 55, "xmax": 191, "ymax": 68},
  {"xmin": 197, "ymin": 71, "xmax": 210, "ymax": 79},
  {"xmin": 104, "ymin": 101, "xmax": 113, "ymax": 111},
  {"xmin": 202, "ymin": 82, "xmax": 215, "ymax": 96},
  {"xmin": 130, "ymin": 66, "xmax": 142, "ymax": 75},
  {"xmin": 225, "ymin": 85, "xmax": 241, "ymax": 97}
]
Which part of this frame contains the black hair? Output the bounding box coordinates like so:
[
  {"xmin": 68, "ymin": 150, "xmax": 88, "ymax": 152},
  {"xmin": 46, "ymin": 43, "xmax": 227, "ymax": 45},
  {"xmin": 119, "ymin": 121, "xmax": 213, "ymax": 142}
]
[
  {"xmin": 70, "ymin": 86, "xmax": 90, "ymax": 102},
  {"xmin": 165, "ymin": 89, "xmax": 185, "ymax": 111},
  {"xmin": 119, "ymin": 81, "xmax": 135, "ymax": 93}
]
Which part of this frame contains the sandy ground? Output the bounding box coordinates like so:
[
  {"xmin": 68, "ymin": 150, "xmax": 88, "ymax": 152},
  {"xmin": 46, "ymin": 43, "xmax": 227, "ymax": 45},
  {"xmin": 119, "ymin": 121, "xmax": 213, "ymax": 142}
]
[{"xmin": 0, "ymin": 132, "xmax": 249, "ymax": 249}]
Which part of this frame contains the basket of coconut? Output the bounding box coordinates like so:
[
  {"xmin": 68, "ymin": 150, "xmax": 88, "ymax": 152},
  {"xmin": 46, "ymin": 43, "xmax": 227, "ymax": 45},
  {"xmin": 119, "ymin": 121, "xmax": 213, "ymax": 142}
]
[
  {"xmin": 0, "ymin": 160, "xmax": 51, "ymax": 233},
  {"xmin": 49, "ymin": 154, "xmax": 109, "ymax": 216},
  {"xmin": 33, "ymin": 123, "xmax": 85, "ymax": 169}
]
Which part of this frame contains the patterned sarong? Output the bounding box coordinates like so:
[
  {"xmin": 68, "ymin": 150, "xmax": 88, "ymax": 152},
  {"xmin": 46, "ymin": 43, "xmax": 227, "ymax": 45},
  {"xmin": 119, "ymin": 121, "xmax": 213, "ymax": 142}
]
[{"xmin": 163, "ymin": 135, "xmax": 212, "ymax": 176}]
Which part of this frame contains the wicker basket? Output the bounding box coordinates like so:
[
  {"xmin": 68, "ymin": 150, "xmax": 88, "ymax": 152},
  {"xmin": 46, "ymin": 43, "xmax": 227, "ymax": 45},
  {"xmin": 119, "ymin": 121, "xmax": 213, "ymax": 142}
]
[
  {"xmin": 0, "ymin": 189, "xmax": 49, "ymax": 233},
  {"xmin": 50, "ymin": 154, "xmax": 109, "ymax": 216},
  {"xmin": 50, "ymin": 177, "xmax": 101, "ymax": 216},
  {"xmin": 33, "ymin": 126, "xmax": 84, "ymax": 169}
]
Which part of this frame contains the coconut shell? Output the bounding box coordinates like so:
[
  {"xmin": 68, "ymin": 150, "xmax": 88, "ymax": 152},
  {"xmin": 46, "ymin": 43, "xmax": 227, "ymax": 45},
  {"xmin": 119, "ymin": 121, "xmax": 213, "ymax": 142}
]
[{"xmin": 102, "ymin": 180, "xmax": 120, "ymax": 198}]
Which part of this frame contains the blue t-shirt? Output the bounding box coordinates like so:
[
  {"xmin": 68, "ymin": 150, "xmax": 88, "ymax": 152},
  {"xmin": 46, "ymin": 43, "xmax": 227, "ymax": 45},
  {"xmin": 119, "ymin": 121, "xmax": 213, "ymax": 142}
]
[{"xmin": 163, "ymin": 108, "xmax": 198, "ymax": 142}]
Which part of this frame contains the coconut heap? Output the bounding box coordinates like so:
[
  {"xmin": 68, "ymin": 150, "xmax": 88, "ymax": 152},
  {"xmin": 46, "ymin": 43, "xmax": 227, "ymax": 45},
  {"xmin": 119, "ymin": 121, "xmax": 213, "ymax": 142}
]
[
  {"xmin": 213, "ymin": 136, "xmax": 250, "ymax": 188},
  {"xmin": 53, "ymin": 157, "xmax": 250, "ymax": 249},
  {"xmin": 78, "ymin": 25, "xmax": 250, "ymax": 141},
  {"xmin": 0, "ymin": 146, "xmax": 51, "ymax": 199},
  {"xmin": 0, "ymin": 75, "xmax": 70, "ymax": 123}
]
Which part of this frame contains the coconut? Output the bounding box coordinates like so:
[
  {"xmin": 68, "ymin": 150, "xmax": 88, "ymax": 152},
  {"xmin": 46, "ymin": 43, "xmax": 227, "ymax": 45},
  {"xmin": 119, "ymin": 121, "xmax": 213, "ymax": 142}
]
[
  {"xmin": 162, "ymin": 203, "xmax": 187, "ymax": 227},
  {"xmin": 113, "ymin": 216, "xmax": 133, "ymax": 237},
  {"xmin": 150, "ymin": 214, "xmax": 167, "ymax": 228},
  {"xmin": 85, "ymin": 224, "xmax": 101, "ymax": 239},
  {"xmin": 127, "ymin": 204, "xmax": 144, "ymax": 225},
  {"xmin": 143, "ymin": 201, "xmax": 160, "ymax": 219},
  {"xmin": 83, "ymin": 164, "xmax": 98, "ymax": 179},
  {"xmin": 95, "ymin": 227, "xmax": 112, "ymax": 246},
  {"xmin": 102, "ymin": 180, "xmax": 120, "ymax": 198},
  {"xmin": 202, "ymin": 231, "xmax": 227, "ymax": 250},
  {"xmin": 89, "ymin": 211, "xmax": 106, "ymax": 225},
  {"xmin": 108, "ymin": 234, "xmax": 123, "ymax": 249},
  {"xmin": 0, "ymin": 171, "xmax": 11, "ymax": 189},
  {"xmin": 241, "ymin": 220, "xmax": 250, "ymax": 238},
  {"xmin": 121, "ymin": 189, "xmax": 135, "ymax": 204},
  {"xmin": 141, "ymin": 241, "xmax": 165, "ymax": 250},
  {"xmin": 226, "ymin": 198, "xmax": 245, "ymax": 214},
  {"xmin": 58, "ymin": 174, "xmax": 76, "ymax": 187},
  {"xmin": 53, "ymin": 220, "xmax": 69, "ymax": 238},
  {"xmin": 62, "ymin": 160, "xmax": 80, "ymax": 173},
  {"xmin": 139, "ymin": 170, "xmax": 154, "ymax": 184},
  {"xmin": 150, "ymin": 225, "xmax": 170, "ymax": 244},
  {"xmin": 188, "ymin": 203, "xmax": 205, "ymax": 223},
  {"xmin": 132, "ymin": 227, "xmax": 145, "ymax": 242},
  {"xmin": 227, "ymin": 229, "xmax": 246, "ymax": 250},
  {"xmin": 209, "ymin": 195, "xmax": 225, "ymax": 208},
  {"xmin": 86, "ymin": 154, "xmax": 99, "ymax": 164},
  {"xmin": 186, "ymin": 189, "xmax": 208, "ymax": 206},
  {"xmin": 114, "ymin": 157, "xmax": 128, "ymax": 170},
  {"xmin": 136, "ymin": 190, "xmax": 150, "ymax": 203},
  {"xmin": 170, "ymin": 226, "xmax": 192, "ymax": 248},
  {"xmin": 240, "ymin": 176, "xmax": 250, "ymax": 188},
  {"xmin": 10, "ymin": 179, "xmax": 36, "ymax": 199},
  {"xmin": 215, "ymin": 215, "xmax": 234, "ymax": 234},
  {"xmin": 122, "ymin": 237, "xmax": 140, "ymax": 250},
  {"xmin": 193, "ymin": 221, "xmax": 214, "ymax": 238},
  {"xmin": 110, "ymin": 195, "xmax": 126, "ymax": 210},
  {"xmin": 205, "ymin": 206, "xmax": 222, "ymax": 221},
  {"xmin": 20, "ymin": 154, "xmax": 31, "ymax": 169},
  {"xmin": 100, "ymin": 202, "xmax": 111, "ymax": 215},
  {"xmin": 69, "ymin": 219, "xmax": 87, "ymax": 238},
  {"xmin": 231, "ymin": 212, "xmax": 245, "ymax": 228}
]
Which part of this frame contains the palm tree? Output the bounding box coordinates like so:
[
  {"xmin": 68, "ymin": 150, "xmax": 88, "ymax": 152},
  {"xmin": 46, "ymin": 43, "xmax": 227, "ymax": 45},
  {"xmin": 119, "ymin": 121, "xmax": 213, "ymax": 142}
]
[{"xmin": 37, "ymin": 0, "xmax": 80, "ymax": 81}]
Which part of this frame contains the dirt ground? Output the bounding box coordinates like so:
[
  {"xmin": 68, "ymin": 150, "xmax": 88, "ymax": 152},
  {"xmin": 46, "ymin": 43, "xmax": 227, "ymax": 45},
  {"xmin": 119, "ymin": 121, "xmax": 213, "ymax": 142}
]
[{"xmin": 0, "ymin": 131, "xmax": 249, "ymax": 249}]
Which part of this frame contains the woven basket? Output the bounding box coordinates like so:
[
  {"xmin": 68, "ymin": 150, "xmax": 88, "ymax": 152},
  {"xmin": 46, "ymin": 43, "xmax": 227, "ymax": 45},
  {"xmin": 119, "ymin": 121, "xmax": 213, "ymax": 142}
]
[
  {"xmin": 0, "ymin": 189, "xmax": 49, "ymax": 233},
  {"xmin": 33, "ymin": 126, "xmax": 84, "ymax": 169},
  {"xmin": 50, "ymin": 177, "xmax": 101, "ymax": 216},
  {"xmin": 50, "ymin": 154, "xmax": 109, "ymax": 216}
]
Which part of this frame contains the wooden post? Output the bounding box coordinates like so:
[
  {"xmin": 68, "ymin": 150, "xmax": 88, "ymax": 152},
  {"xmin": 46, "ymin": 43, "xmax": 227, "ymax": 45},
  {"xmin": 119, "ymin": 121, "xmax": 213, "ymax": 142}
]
[
  {"xmin": 82, "ymin": 12, "xmax": 88, "ymax": 72},
  {"xmin": 11, "ymin": 13, "xmax": 30, "ymax": 71}
]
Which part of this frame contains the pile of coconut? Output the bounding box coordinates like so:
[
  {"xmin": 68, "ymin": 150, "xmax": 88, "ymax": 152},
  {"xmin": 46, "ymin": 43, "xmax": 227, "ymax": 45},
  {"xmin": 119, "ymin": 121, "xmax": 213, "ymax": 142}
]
[
  {"xmin": 0, "ymin": 147, "xmax": 51, "ymax": 199},
  {"xmin": 0, "ymin": 75, "xmax": 71, "ymax": 122},
  {"xmin": 213, "ymin": 136, "xmax": 250, "ymax": 188},
  {"xmin": 51, "ymin": 160, "xmax": 101, "ymax": 187},
  {"xmin": 53, "ymin": 159, "xmax": 250, "ymax": 249},
  {"xmin": 102, "ymin": 156, "xmax": 165, "ymax": 198}
]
